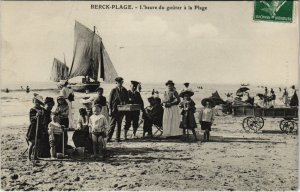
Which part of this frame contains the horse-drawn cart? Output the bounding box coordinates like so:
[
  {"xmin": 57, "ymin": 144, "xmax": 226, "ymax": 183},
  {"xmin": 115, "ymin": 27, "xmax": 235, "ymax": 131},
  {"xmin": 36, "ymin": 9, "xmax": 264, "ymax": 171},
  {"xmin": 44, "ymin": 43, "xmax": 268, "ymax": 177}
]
[{"xmin": 232, "ymin": 106, "xmax": 298, "ymax": 133}]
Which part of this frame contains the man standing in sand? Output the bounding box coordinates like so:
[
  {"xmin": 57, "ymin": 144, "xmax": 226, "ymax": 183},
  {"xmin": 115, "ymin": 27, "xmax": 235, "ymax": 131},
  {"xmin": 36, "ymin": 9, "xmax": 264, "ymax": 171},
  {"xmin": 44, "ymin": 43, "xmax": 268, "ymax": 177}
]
[
  {"xmin": 108, "ymin": 77, "xmax": 129, "ymax": 142},
  {"xmin": 124, "ymin": 80, "xmax": 144, "ymax": 139}
]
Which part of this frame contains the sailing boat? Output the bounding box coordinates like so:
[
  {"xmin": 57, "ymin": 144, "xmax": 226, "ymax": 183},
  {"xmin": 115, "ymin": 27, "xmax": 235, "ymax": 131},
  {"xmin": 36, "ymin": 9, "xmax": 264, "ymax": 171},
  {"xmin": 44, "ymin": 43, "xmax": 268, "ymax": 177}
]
[
  {"xmin": 50, "ymin": 58, "xmax": 69, "ymax": 82},
  {"xmin": 67, "ymin": 21, "xmax": 118, "ymax": 92}
]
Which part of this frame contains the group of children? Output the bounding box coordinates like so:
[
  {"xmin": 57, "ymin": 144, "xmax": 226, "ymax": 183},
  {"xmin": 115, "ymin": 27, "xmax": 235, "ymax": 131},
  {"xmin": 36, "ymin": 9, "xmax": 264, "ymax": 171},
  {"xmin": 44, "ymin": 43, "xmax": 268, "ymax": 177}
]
[{"xmin": 27, "ymin": 88, "xmax": 109, "ymax": 161}]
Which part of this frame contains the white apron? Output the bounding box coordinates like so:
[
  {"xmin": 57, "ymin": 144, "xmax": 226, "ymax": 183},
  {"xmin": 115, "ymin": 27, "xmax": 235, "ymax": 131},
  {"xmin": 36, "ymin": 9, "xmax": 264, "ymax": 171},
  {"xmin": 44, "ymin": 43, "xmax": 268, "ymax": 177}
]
[{"xmin": 162, "ymin": 105, "xmax": 181, "ymax": 137}]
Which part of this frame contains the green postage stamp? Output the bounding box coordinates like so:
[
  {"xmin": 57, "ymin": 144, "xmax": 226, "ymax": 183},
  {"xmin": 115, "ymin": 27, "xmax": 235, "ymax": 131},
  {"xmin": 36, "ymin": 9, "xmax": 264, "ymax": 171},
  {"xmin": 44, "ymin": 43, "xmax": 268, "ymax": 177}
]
[{"xmin": 254, "ymin": 0, "xmax": 294, "ymax": 23}]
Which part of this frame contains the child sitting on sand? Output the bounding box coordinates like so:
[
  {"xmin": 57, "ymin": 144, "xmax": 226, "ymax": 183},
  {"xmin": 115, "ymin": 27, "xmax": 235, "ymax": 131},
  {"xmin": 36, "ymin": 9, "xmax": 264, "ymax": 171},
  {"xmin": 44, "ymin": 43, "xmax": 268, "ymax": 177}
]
[
  {"xmin": 89, "ymin": 105, "xmax": 108, "ymax": 160},
  {"xmin": 48, "ymin": 113, "xmax": 64, "ymax": 159},
  {"xmin": 72, "ymin": 108, "xmax": 93, "ymax": 154},
  {"xmin": 26, "ymin": 94, "xmax": 45, "ymax": 161},
  {"xmin": 179, "ymin": 90, "xmax": 197, "ymax": 141}
]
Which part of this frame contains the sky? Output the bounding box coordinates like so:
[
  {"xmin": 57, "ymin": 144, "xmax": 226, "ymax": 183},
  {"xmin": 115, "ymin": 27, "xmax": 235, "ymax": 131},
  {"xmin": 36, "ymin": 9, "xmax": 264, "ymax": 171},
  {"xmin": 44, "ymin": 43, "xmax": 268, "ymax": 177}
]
[{"xmin": 1, "ymin": 1, "xmax": 299, "ymax": 86}]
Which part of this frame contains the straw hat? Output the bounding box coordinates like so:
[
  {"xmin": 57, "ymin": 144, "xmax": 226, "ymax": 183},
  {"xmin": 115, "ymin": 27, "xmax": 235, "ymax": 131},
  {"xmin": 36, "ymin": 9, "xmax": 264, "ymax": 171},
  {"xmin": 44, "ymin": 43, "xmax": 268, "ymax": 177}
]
[{"xmin": 33, "ymin": 94, "xmax": 44, "ymax": 105}]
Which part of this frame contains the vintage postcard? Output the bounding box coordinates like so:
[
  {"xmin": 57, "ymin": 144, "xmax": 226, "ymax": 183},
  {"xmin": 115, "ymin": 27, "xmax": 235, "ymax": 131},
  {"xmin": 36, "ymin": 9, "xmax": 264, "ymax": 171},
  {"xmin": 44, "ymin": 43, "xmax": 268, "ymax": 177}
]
[{"xmin": 0, "ymin": 0, "xmax": 299, "ymax": 191}]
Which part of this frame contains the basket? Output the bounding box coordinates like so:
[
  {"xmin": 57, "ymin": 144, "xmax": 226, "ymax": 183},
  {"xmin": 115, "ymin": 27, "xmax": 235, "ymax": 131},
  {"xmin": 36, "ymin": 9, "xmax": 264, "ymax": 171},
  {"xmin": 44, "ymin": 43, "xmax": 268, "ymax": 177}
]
[{"xmin": 117, "ymin": 104, "xmax": 141, "ymax": 111}]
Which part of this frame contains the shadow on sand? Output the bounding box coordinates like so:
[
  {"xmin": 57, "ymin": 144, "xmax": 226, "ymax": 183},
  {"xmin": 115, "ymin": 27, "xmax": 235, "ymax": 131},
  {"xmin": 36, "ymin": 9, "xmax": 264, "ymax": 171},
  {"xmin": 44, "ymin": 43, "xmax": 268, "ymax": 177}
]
[{"xmin": 207, "ymin": 135, "xmax": 286, "ymax": 144}]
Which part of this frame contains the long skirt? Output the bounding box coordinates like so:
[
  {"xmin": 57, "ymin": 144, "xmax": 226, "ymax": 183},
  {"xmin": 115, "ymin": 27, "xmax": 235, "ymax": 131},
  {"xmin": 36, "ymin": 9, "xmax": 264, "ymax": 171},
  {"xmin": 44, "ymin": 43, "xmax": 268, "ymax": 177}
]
[
  {"xmin": 163, "ymin": 105, "xmax": 181, "ymax": 137},
  {"xmin": 101, "ymin": 106, "xmax": 109, "ymax": 122}
]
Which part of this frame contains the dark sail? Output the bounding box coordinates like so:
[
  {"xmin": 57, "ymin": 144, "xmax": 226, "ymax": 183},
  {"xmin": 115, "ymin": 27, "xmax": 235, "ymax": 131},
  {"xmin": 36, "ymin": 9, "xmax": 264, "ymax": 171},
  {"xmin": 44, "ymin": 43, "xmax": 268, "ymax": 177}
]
[
  {"xmin": 69, "ymin": 21, "xmax": 101, "ymax": 81},
  {"xmin": 50, "ymin": 58, "xmax": 69, "ymax": 82},
  {"xmin": 100, "ymin": 42, "xmax": 118, "ymax": 83}
]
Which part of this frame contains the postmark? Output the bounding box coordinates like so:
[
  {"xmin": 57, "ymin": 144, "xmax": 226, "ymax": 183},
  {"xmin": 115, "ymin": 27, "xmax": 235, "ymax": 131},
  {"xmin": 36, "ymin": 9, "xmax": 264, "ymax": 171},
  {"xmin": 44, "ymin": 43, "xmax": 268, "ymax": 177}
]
[{"xmin": 254, "ymin": 0, "xmax": 294, "ymax": 23}]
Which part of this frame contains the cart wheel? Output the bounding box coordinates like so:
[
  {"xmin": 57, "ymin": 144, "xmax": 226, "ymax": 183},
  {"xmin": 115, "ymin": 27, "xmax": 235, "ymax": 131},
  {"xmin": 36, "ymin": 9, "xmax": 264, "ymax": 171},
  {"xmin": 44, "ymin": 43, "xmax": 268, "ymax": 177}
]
[
  {"xmin": 280, "ymin": 120, "xmax": 294, "ymax": 133},
  {"xmin": 247, "ymin": 117, "xmax": 264, "ymax": 133},
  {"xmin": 242, "ymin": 117, "xmax": 251, "ymax": 132},
  {"xmin": 255, "ymin": 117, "xmax": 264, "ymax": 130}
]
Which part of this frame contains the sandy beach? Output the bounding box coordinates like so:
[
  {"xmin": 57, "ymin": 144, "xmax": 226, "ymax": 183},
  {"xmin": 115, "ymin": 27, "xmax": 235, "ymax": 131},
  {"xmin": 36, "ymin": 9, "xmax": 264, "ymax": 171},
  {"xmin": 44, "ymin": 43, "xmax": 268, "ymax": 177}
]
[{"xmin": 1, "ymin": 88, "xmax": 298, "ymax": 191}]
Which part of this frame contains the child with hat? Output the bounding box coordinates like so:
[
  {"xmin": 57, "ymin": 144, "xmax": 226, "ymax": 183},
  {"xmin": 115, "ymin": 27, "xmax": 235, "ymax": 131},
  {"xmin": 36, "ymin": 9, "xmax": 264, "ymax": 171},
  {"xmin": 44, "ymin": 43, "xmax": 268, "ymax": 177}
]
[
  {"xmin": 179, "ymin": 90, "xmax": 197, "ymax": 141},
  {"xmin": 55, "ymin": 95, "xmax": 69, "ymax": 147},
  {"xmin": 26, "ymin": 94, "xmax": 45, "ymax": 161}
]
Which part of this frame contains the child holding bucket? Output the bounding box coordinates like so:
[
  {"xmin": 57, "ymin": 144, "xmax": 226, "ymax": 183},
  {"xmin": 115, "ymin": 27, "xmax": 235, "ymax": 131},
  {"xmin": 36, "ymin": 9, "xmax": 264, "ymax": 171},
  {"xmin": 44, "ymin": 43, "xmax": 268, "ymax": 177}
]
[
  {"xmin": 48, "ymin": 113, "xmax": 64, "ymax": 159},
  {"xmin": 89, "ymin": 105, "xmax": 108, "ymax": 160}
]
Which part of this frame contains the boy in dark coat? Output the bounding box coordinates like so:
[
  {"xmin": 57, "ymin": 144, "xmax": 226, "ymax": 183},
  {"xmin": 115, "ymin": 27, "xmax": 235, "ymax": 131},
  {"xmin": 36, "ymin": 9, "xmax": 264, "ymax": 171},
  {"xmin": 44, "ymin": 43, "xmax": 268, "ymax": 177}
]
[{"xmin": 124, "ymin": 81, "xmax": 144, "ymax": 139}]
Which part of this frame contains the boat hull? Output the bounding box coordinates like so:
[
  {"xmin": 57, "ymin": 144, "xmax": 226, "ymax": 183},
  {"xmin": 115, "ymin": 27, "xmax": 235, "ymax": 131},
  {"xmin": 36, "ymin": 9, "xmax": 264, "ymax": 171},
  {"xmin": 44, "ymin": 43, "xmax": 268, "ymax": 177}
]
[{"xmin": 70, "ymin": 82, "xmax": 100, "ymax": 92}]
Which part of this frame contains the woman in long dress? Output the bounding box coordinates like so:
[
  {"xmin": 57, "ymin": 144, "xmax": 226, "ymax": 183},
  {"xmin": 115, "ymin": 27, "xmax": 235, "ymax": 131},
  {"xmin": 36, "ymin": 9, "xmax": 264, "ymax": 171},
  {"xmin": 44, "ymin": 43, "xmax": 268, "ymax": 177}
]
[{"xmin": 162, "ymin": 80, "xmax": 182, "ymax": 137}]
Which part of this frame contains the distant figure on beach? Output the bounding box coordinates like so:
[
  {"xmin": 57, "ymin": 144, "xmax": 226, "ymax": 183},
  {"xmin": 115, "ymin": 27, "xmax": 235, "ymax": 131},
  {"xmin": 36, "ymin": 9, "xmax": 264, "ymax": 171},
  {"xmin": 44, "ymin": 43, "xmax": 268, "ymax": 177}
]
[
  {"xmin": 124, "ymin": 80, "xmax": 144, "ymax": 140},
  {"xmin": 279, "ymin": 87, "xmax": 282, "ymax": 92},
  {"xmin": 26, "ymin": 94, "xmax": 45, "ymax": 161},
  {"xmin": 264, "ymin": 87, "xmax": 268, "ymax": 96},
  {"xmin": 183, "ymin": 82, "xmax": 189, "ymax": 90},
  {"xmin": 182, "ymin": 82, "xmax": 193, "ymax": 93},
  {"xmin": 179, "ymin": 90, "xmax": 197, "ymax": 141},
  {"xmin": 55, "ymin": 96, "xmax": 69, "ymax": 147},
  {"xmin": 108, "ymin": 77, "xmax": 129, "ymax": 142},
  {"xmin": 142, "ymin": 97, "xmax": 163, "ymax": 137},
  {"xmin": 89, "ymin": 105, "xmax": 108, "ymax": 160},
  {"xmin": 268, "ymin": 89, "xmax": 276, "ymax": 106},
  {"xmin": 94, "ymin": 87, "xmax": 109, "ymax": 122},
  {"xmin": 152, "ymin": 89, "xmax": 160, "ymax": 98},
  {"xmin": 199, "ymin": 99, "xmax": 214, "ymax": 142},
  {"xmin": 26, "ymin": 86, "xmax": 30, "ymax": 93},
  {"xmin": 162, "ymin": 80, "xmax": 181, "ymax": 137},
  {"xmin": 21, "ymin": 86, "xmax": 24, "ymax": 90},
  {"xmin": 282, "ymin": 88, "xmax": 289, "ymax": 106},
  {"xmin": 5, "ymin": 88, "xmax": 9, "ymax": 93}
]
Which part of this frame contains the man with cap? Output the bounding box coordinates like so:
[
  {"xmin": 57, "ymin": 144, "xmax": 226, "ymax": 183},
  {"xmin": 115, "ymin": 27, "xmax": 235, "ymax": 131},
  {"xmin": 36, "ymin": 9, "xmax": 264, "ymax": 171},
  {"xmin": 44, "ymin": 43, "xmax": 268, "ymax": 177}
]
[
  {"xmin": 108, "ymin": 77, "xmax": 129, "ymax": 142},
  {"xmin": 124, "ymin": 80, "xmax": 144, "ymax": 139}
]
